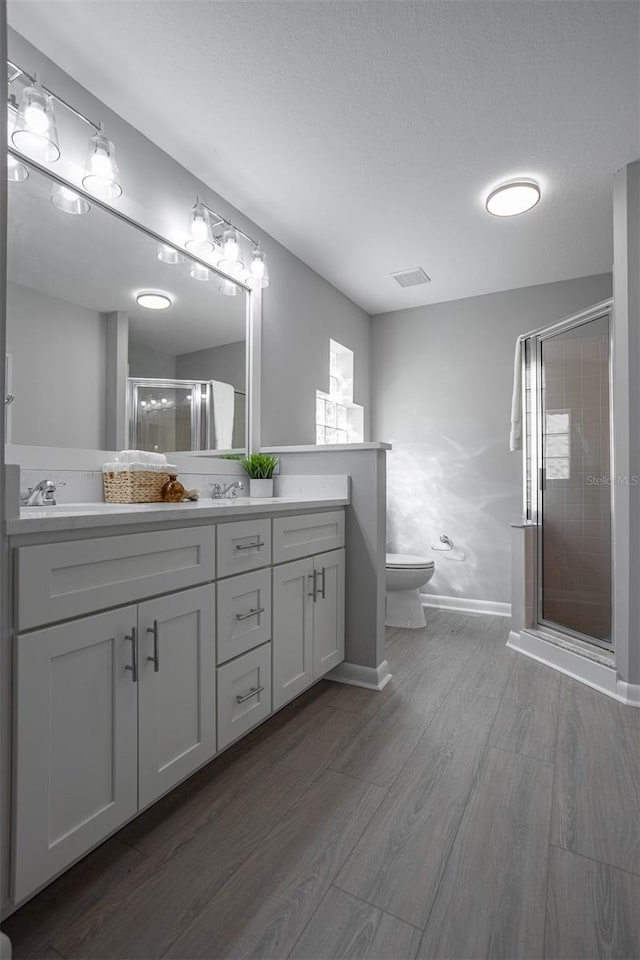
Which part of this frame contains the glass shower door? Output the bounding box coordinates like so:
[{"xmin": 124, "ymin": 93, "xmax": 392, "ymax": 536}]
[
  {"xmin": 129, "ymin": 380, "xmax": 203, "ymax": 453},
  {"xmin": 538, "ymin": 312, "xmax": 612, "ymax": 647}
]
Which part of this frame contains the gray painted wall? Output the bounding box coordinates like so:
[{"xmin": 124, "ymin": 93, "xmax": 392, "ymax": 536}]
[
  {"xmin": 8, "ymin": 29, "xmax": 372, "ymax": 449},
  {"xmin": 371, "ymin": 273, "xmax": 613, "ymax": 605},
  {"xmin": 176, "ymin": 340, "xmax": 245, "ymax": 393},
  {"xmin": 6, "ymin": 282, "xmax": 107, "ymax": 449},
  {"xmin": 128, "ymin": 341, "xmax": 176, "ymax": 381}
]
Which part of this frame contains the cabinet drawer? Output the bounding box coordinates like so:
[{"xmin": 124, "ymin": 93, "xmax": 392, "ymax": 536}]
[
  {"xmin": 217, "ymin": 519, "xmax": 271, "ymax": 578},
  {"xmin": 217, "ymin": 643, "xmax": 271, "ymax": 749},
  {"xmin": 217, "ymin": 569, "xmax": 272, "ymax": 665},
  {"xmin": 15, "ymin": 526, "xmax": 216, "ymax": 631},
  {"xmin": 272, "ymin": 510, "xmax": 345, "ymax": 564}
]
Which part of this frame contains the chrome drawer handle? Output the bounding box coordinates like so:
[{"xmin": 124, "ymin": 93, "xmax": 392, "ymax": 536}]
[
  {"xmin": 320, "ymin": 567, "xmax": 326, "ymax": 599},
  {"xmin": 236, "ymin": 607, "xmax": 266, "ymax": 622},
  {"xmin": 236, "ymin": 684, "xmax": 265, "ymax": 704},
  {"xmin": 235, "ymin": 540, "xmax": 265, "ymax": 551},
  {"xmin": 124, "ymin": 627, "xmax": 138, "ymax": 683},
  {"xmin": 146, "ymin": 619, "xmax": 159, "ymax": 672}
]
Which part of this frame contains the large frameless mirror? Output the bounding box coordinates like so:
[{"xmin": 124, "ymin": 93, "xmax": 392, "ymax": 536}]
[{"xmin": 5, "ymin": 159, "xmax": 248, "ymax": 454}]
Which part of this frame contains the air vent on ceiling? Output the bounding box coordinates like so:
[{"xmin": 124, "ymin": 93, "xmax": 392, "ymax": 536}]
[{"xmin": 390, "ymin": 267, "xmax": 431, "ymax": 288}]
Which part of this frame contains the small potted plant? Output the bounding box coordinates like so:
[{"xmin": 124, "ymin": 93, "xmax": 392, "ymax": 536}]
[{"xmin": 238, "ymin": 453, "xmax": 280, "ymax": 498}]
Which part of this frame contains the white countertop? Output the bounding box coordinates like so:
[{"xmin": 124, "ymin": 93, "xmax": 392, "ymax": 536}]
[{"xmin": 7, "ymin": 495, "xmax": 349, "ymax": 536}]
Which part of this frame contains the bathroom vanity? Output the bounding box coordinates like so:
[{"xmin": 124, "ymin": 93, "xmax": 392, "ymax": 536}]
[{"xmin": 7, "ymin": 497, "xmax": 347, "ymax": 903}]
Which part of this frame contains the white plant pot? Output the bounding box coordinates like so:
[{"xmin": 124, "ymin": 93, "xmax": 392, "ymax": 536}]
[{"xmin": 249, "ymin": 478, "xmax": 274, "ymax": 498}]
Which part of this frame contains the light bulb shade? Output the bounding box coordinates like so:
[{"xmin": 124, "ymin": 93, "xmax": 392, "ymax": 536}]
[
  {"xmin": 190, "ymin": 263, "xmax": 210, "ymax": 281},
  {"xmin": 217, "ymin": 257, "xmax": 244, "ymax": 277},
  {"xmin": 222, "ymin": 226, "xmax": 240, "ymax": 262},
  {"xmin": 218, "ymin": 278, "xmax": 240, "ymax": 297},
  {"xmin": 186, "ymin": 201, "xmax": 213, "ymax": 253},
  {"xmin": 251, "ymin": 245, "xmax": 266, "ymax": 280},
  {"xmin": 12, "ymin": 80, "xmax": 60, "ymax": 163},
  {"xmin": 7, "ymin": 153, "xmax": 29, "ymax": 182},
  {"xmin": 157, "ymin": 244, "xmax": 186, "ymax": 264},
  {"xmin": 51, "ymin": 183, "xmax": 91, "ymax": 215},
  {"xmin": 82, "ymin": 128, "xmax": 122, "ymax": 199}
]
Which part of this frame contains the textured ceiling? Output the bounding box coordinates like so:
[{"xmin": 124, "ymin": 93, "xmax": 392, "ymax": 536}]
[{"xmin": 7, "ymin": 1, "xmax": 640, "ymax": 315}]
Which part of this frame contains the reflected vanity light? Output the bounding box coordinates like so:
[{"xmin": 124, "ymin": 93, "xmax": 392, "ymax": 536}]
[
  {"xmin": 136, "ymin": 292, "xmax": 172, "ymax": 310},
  {"xmin": 485, "ymin": 179, "xmax": 541, "ymax": 217},
  {"xmin": 190, "ymin": 263, "xmax": 210, "ymax": 282},
  {"xmin": 11, "ymin": 76, "xmax": 60, "ymax": 163},
  {"xmin": 157, "ymin": 244, "xmax": 186, "ymax": 265},
  {"xmin": 218, "ymin": 278, "xmax": 239, "ymax": 297},
  {"xmin": 51, "ymin": 183, "xmax": 91, "ymax": 215}
]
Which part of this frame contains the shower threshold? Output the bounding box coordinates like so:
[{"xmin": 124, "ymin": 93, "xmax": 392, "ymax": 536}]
[{"xmin": 508, "ymin": 623, "xmax": 620, "ymax": 701}]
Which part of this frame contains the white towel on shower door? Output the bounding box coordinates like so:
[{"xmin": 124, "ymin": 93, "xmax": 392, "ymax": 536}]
[
  {"xmin": 509, "ymin": 338, "xmax": 523, "ymax": 452},
  {"xmin": 211, "ymin": 379, "xmax": 235, "ymax": 450}
]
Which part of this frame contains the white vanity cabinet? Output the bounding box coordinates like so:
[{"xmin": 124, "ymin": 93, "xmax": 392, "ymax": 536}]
[
  {"xmin": 10, "ymin": 505, "xmax": 346, "ymax": 905},
  {"xmin": 271, "ymin": 511, "xmax": 345, "ymax": 711},
  {"xmin": 13, "ymin": 606, "xmax": 139, "ymax": 903},
  {"xmin": 13, "ymin": 583, "xmax": 217, "ymax": 902}
]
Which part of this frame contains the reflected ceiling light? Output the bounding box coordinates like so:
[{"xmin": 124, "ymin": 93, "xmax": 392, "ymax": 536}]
[
  {"xmin": 136, "ymin": 292, "xmax": 172, "ymax": 310},
  {"xmin": 11, "ymin": 75, "xmax": 60, "ymax": 162},
  {"xmin": 485, "ymin": 179, "xmax": 541, "ymax": 217},
  {"xmin": 246, "ymin": 268, "xmax": 270, "ymax": 290},
  {"xmin": 218, "ymin": 279, "xmax": 239, "ymax": 297},
  {"xmin": 186, "ymin": 200, "xmax": 213, "ymax": 254},
  {"xmin": 190, "ymin": 262, "xmax": 210, "ymax": 281},
  {"xmin": 51, "ymin": 182, "xmax": 91, "ymax": 215},
  {"xmin": 157, "ymin": 243, "xmax": 186, "ymax": 265},
  {"xmin": 82, "ymin": 123, "xmax": 122, "ymax": 199}
]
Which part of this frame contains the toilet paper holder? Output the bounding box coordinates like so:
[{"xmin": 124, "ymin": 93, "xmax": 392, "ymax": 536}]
[{"xmin": 432, "ymin": 534, "xmax": 454, "ymax": 552}]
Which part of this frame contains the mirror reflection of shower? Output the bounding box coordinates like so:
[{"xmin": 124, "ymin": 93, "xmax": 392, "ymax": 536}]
[{"xmin": 128, "ymin": 377, "xmax": 245, "ymax": 453}]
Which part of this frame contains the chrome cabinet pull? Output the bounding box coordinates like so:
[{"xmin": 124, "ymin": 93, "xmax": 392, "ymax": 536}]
[
  {"xmin": 235, "ymin": 540, "xmax": 265, "ymax": 551},
  {"xmin": 308, "ymin": 570, "xmax": 318, "ymax": 601},
  {"xmin": 236, "ymin": 607, "xmax": 266, "ymax": 622},
  {"xmin": 320, "ymin": 567, "xmax": 326, "ymax": 599},
  {"xmin": 124, "ymin": 627, "xmax": 138, "ymax": 682},
  {"xmin": 146, "ymin": 619, "xmax": 159, "ymax": 672},
  {"xmin": 236, "ymin": 684, "xmax": 265, "ymax": 704}
]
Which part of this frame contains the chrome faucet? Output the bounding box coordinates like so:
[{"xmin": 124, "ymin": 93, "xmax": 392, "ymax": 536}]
[
  {"xmin": 21, "ymin": 478, "xmax": 58, "ymax": 507},
  {"xmin": 209, "ymin": 480, "xmax": 244, "ymax": 499}
]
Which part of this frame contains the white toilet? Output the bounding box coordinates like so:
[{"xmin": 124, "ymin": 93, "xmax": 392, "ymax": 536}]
[{"xmin": 385, "ymin": 553, "xmax": 435, "ymax": 628}]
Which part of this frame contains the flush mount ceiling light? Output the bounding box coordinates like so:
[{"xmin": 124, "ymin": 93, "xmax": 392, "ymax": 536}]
[
  {"xmin": 51, "ymin": 182, "xmax": 91, "ymax": 215},
  {"xmin": 82, "ymin": 124, "xmax": 122, "ymax": 199},
  {"xmin": 11, "ymin": 74, "xmax": 60, "ymax": 163},
  {"xmin": 136, "ymin": 292, "xmax": 172, "ymax": 310},
  {"xmin": 486, "ymin": 180, "xmax": 541, "ymax": 217}
]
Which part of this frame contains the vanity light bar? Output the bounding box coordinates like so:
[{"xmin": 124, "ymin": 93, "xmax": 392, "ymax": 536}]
[
  {"xmin": 197, "ymin": 198, "xmax": 259, "ymax": 248},
  {"xmin": 7, "ymin": 59, "xmax": 101, "ymax": 132}
]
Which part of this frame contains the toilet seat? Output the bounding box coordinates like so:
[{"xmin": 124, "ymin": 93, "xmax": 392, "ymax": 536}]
[{"xmin": 386, "ymin": 553, "xmax": 434, "ymax": 570}]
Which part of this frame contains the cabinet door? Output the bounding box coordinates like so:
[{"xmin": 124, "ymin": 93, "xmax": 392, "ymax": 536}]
[
  {"xmin": 138, "ymin": 584, "xmax": 216, "ymax": 809},
  {"xmin": 217, "ymin": 643, "xmax": 272, "ymax": 749},
  {"xmin": 272, "ymin": 557, "xmax": 314, "ymax": 710},
  {"xmin": 313, "ymin": 548, "xmax": 345, "ymax": 679},
  {"xmin": 217, "ymin": 568, "xmax": 271, "ymax": 665},
  {"xmin": 14, "ymin": 607, "xmax": 138, "ymax": 902}
]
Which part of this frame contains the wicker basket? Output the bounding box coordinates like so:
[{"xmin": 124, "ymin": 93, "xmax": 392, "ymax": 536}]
[{"xmin": 103, "ymin": 469, "xmax": 171, "ymax": 503}]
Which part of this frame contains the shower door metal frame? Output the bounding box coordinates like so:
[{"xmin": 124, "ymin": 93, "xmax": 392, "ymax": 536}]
[{"xmin": 523, "ymin": 299, "xmax": 614, "ymax": 651}]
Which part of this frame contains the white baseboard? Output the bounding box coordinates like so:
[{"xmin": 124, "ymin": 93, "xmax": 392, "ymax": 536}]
[
  {"xmin": 327, "ymin": 659, "xmax": 393, "ymax": 691},
  {"xmin": 616, "ymin": 680, "xmax": 640, "ymax": 708},
  {"xmin": 421, "ymin": 593, "xmax": 511, "ymax": 618}
]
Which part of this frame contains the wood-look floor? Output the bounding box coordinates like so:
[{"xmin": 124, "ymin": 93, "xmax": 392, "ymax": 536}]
[{"xmin": 3, "ymin": 610, "xmax": 640, "ymax": 960}]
